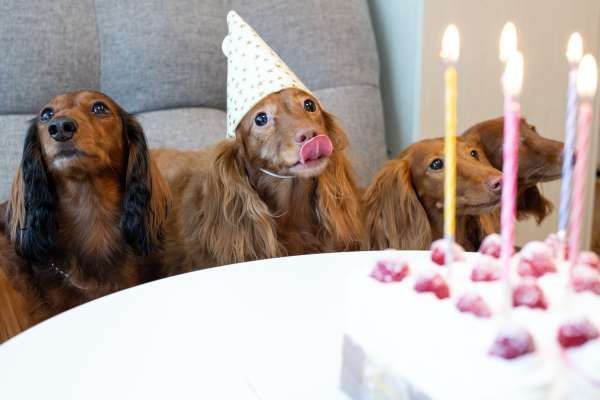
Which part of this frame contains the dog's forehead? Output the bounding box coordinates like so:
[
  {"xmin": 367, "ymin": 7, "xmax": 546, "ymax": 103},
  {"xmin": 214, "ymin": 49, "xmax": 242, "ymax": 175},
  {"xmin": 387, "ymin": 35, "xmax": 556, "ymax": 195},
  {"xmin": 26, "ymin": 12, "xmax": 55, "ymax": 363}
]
[{"xmin": 47, "ymin": 91, "xmax": 115, "ymax": 110}]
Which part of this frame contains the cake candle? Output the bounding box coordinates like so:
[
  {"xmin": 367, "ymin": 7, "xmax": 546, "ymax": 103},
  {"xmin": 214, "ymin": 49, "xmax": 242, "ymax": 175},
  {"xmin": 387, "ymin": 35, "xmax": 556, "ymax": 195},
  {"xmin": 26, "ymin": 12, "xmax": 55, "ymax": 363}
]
[
  {"xmin": 569, "ymin": 55, "xmax": 598, "ymax": 266},
  {"xmin": 440, "ymin": 24, "xmax": 460, "ymax": 268},
  {"xmin": 500, "ymin": 48, "xmax": 524, "ymax": 314},
  {"xmin": 557, "ymin": 33, "xmax": 583, "ymax": 258}
]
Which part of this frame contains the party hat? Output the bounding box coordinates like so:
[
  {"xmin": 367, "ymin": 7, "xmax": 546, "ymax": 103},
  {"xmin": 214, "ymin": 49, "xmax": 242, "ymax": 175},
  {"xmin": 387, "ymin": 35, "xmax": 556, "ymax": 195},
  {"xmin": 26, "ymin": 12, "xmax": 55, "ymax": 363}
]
[{"xmin": 222, "ymin": 10, "xmax": 314, "ymax": 138}]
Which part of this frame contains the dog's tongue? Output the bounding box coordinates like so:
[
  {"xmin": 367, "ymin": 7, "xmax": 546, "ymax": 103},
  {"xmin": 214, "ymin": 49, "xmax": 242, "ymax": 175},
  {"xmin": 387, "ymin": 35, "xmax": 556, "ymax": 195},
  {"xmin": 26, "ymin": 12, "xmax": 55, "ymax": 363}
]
[{"xmin": 299, "ymin": 134, "xmax": 333, "ymax": 164}]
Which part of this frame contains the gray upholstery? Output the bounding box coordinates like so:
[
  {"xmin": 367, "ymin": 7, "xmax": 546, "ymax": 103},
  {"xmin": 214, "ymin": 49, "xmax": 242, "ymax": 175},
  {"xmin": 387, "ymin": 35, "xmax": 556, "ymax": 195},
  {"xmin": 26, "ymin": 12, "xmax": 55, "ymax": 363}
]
[{"xmin": 0, "ymin": 0, "xmax": 386, "ymax": 201}]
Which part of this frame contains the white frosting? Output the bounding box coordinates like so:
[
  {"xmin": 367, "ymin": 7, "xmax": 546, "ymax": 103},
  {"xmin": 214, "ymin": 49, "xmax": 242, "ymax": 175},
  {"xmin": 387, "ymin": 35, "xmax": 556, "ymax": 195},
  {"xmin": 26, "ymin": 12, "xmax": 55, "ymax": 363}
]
[{"xmin": 342, "ymin": 251, "xmax": 600, "ymax": 400}]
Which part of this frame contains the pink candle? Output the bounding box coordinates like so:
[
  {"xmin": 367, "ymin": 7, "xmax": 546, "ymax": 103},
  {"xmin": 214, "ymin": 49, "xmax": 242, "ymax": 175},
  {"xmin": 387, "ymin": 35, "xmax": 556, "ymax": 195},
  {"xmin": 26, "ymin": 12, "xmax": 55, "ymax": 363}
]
[
  {"xmin": 569, "ymin": 54, "xmax": 598, "ymax": 266},
  {"xmin": 499, "ymin": 49, "xmax": 524, "ymax": 315},
  {"xmin": 500, "ymin": 52, "xmax": 524, "ymax": 281}
]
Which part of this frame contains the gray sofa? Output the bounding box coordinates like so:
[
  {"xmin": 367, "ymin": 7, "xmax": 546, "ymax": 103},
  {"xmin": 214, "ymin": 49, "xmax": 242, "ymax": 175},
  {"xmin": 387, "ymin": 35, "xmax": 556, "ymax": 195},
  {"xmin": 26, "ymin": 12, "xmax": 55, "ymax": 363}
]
[{"xmin": 0, "ymin": 0, "xmax": 387, "ymax": 201}]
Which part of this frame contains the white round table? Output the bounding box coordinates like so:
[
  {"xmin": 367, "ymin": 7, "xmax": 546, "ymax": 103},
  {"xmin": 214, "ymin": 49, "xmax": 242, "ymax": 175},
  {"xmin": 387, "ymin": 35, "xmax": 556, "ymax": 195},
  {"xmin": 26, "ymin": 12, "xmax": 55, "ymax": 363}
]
[{"xmin": 0, "ymin": 250, "xmax": 426, "ymax": 399}]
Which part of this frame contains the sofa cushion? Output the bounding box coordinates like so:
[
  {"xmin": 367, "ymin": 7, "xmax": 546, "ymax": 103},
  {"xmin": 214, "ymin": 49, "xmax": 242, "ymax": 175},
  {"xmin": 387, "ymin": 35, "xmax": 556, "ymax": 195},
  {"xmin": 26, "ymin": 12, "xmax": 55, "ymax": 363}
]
[
  {"xmin": 0, "ymin": 115, "xmax": 32, "ymax": 201},
  {"xmin": 0, "ymin": 1, "xmax": 99, "ymax": 114},
  {"xmin": 96, "ymin": 0, "xmax": 227, "ymax": 113},
  {"xmin": 137, "ymin": 107, "xmax": 226, "ymax": 150}
]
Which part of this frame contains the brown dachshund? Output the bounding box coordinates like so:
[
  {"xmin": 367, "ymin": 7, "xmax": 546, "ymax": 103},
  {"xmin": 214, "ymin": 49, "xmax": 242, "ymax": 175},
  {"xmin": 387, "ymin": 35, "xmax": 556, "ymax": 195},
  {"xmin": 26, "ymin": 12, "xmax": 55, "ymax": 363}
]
[
  {"xmin": 0, "ymin": 91, "xmax": 185, "ymax": 342},
  {"xmin": 154, "ymin": 88, "xmax": 364, "ymax": 268},
  {"xmin": 462, "ymin": 117, "xmax": 563, "ymax": 224},
  {"xmin": 364, "ymin": 138, "xmax": 502, "ymax": 251}
]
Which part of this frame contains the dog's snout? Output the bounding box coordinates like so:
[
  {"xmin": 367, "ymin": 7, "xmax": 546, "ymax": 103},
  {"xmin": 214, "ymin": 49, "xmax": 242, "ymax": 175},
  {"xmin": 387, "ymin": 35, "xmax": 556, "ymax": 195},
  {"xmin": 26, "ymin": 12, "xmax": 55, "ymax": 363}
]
[
  {"xmin": 487, "ymin": 176, "xmax": 502, "ymax": 194},
  {"xmin": 48, "ymin": 117, "xmax": 78, "ymax": 142},
  {"xmin": 294, "ymin": 129, "xmax": 316, "ymax": 144}
]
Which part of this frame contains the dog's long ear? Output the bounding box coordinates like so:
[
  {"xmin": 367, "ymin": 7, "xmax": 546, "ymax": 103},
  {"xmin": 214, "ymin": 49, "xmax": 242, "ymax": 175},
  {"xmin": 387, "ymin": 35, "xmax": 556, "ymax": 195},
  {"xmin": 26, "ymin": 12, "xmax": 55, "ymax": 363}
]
[
  {"xmin": 364, "ymin": 157, "xmax": 432, "ymax": 250},
  {"xmin": 316, "ymin": 112, "xmax": 365, "ymax": 250},
  {"xmin": 119, "ymin": 110, "xmax": 171, "ymax": 256},
  {"xmin": 517, "ymin": 185, "xmax": 553, "ymax": 224},
  {"xmin": 7, "ymin": 122, "xmax": 57, "ymax": 262},
  {"xmin": 197, "ymin": 140, "xmax": 282, "ymax": 264}
]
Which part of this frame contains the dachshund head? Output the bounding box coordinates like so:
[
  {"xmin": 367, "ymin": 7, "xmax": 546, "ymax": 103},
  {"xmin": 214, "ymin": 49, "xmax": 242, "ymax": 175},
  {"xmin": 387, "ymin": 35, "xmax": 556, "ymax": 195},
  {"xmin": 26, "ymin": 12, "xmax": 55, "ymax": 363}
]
[
  {"xmin": 462, "ymin": 117, "xmax": 564, "ymax": 185},
  {"xmin": 7, "ymin": 91, "xmax": 170, "ymax": 262},
  {"xmin": 235, "ymin": 88, "xmax": 345, "ymax": 178}
]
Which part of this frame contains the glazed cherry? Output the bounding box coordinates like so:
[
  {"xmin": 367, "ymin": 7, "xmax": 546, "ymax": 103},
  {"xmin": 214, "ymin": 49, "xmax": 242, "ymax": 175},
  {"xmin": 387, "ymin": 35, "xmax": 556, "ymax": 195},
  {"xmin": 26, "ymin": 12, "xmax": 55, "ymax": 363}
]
[
  {"xmin": 430, "ymin": 239, "xmax": 465, "ymax": 266},
  {"xmin": 513, "ymin": 282, "xmax": 548, "ymax": 310},
  {"xmin": 457, "ymin": 293, "xmax": 492, "ymax": 318},
  {"xmin": 370, "ymin": 259, "xmax": 410, "ymax": 283},
  {"xmin": 471, "ymin": 255, "xmax": 501, "ymax": 282},
  {"xmin": 557, "ymin": 319, "xmax": 599, "ymax": 349},
  {"xmin": 479, "ymin": 234, "xmax": 502, "ymax": 259},
  {"xmin": 571, "ymin": 264, "xmax": 600, "ymax": 295},
  {"xmin": 517, "ymin": 241, "xmax": 557, "ymax": 278},
  {"xmin": 414, "ymin": 273, "xmax": 450, "ymax": 299},
  {"xmin": 489, "ymin": 326, "xmax": 536, "ymax": 360}
]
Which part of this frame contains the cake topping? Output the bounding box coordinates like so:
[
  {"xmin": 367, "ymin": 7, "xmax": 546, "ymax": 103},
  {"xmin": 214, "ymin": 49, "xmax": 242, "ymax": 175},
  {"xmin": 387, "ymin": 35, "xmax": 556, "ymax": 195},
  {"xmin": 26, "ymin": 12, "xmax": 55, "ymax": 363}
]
[
  {"xmin": 456, "ymin": 293, "xmax": 492, "ymax": 318},
  {"xmin": 414, "ymin": 272, "xmax": 450, "ymax": 299},
  {"xmin": 471, "ymin": 255, "xmax": 501, "ymax": 282},
  {"xmin": 430, "ymin": 239, "xmax": 465, "ymax": 266},
  {"xmin": 517, "ymin": 241, "xmax": 557, "ymax": 278},
  {"xmin": 571, "ymin": 264, "xmax": 600, "ymax": 295},
  {"xmin": 557, "ymin": 319, "xmax": 600, "ymax": 349},
  {"xmin": 479, "ymin": 233, "xmax": 502, "ymax": 258},
  {"xmin": 489, "ymin": 326, "xmax": 536, "ymax": 360},
  {"xmin": 577, "ymin": 251, "xmax": 600, "ymax": 271},
  {"xmin": 370, "ymin": 259, "xmax": 410, "ymax": 283},
  {"xmin": 513, "ymin": 281, "xmax": 548, "ymax": 309}
]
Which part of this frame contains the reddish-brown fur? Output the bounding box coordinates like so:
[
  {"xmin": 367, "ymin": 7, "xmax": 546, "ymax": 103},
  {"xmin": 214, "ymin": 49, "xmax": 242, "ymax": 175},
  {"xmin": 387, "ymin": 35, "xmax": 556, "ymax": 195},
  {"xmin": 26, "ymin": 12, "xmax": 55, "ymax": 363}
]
[
  {"xmin": 154, "ymin": 88, "xmax": 365, "ymax": 268},
  {"xmin": 0, "ymin": 91, "xmax": 185, "ymax": 343},
  {"xmin": 364, "ymin": 138, "xmax": 502, "ymax": 251},
  {"xmin": 462, "ymin": 117, "xmax": 563, "ymax": 224}
]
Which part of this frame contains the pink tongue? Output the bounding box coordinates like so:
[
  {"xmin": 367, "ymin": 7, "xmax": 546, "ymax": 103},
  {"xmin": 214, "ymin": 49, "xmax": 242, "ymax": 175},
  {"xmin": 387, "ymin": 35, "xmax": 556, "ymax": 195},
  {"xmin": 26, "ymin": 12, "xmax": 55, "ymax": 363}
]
[{"xmin": 299, "ymin": 134, "xmax": 333, "ymax": 164}]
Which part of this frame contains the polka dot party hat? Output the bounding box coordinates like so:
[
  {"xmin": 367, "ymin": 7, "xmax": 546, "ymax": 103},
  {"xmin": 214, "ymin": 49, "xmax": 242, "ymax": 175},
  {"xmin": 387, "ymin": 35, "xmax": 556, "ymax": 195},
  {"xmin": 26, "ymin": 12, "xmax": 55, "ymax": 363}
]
[{"xmin": 222, "ymin": 10, "xmax": 314, "ymax": 138}]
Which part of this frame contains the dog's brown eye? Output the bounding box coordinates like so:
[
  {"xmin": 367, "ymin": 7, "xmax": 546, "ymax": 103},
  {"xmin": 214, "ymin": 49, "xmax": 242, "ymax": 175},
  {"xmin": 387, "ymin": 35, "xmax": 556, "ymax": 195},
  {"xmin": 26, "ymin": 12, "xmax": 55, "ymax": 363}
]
[
  {"xmin": 430, "ymin": 158, "xmax": 444, "ymax": 170},
  {"xmin": 304, "ymin": 99, "xmax": 316, "ymax": 112},
  {"xmin": 470, "ymin": 149, "xmax": 479, "ymax": 160},
  {"xmin": 40, "ymin": 108, "xmax": 54, "ymax": 123},
  {"xmin": 254, "ymin": 112, "xmax": 268, "ymax": 126},
  {"xmin": 91, "ymin": 102, "xmax": 109, "ymax": 116}
]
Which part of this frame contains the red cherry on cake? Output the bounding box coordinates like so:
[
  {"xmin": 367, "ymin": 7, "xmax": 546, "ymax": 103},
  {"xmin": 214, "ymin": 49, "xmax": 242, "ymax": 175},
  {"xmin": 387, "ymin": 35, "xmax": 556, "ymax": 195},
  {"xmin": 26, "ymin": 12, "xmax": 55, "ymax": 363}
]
[
  {"xmin": 370, "ymin": 259, "xmax": 410, "ymax": 283},
  {"xmin": 457, "ymin": 293, "xmax": 492, "ymax": 318},
  {"xmin": 571, "ymin": 264, "xmax": 600, "ymax": 295},
  {"xmin": 430, "ymin": 239, "xmax": 465, "ymax": 266},
  {"xmin": 471, "ymin": 255, "xmax": 501, "ymax": 282},
  {"xmin": 517, "ymin": 241, "xmax": 557, "ymax": 278},
  {"xmin": 577, "ymin": 251, "xmax": 600, "ymax": 271},
  {"xmin": 557, "ymin": 319, "xmax": 599, "ymax": 349},
  {"xmin": 489, "ymin": 326, "xmax": 536, "ymax": 360},
  {"xmin": 513, "ymin": 282, "xmax": 548, "ymax": 309},
  {"xmin": 414, "ymin": 272, "xmax": 450, "ymax": 299},
  {"xmin": 479, "ymin": 234, "xmax": 502, "ymax": 259}
]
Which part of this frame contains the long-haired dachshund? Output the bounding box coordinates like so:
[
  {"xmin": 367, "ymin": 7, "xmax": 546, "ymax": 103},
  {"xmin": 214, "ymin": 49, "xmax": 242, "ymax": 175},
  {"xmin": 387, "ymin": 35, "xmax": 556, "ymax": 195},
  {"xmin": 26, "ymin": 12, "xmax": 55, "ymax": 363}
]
[
  {"xmin": 0, "ymin": 91, "xmax": 184, "ymax": 342},
  {"xmin": 462, "ymin": 117, "xmax": 563, "ymax": 224},
  {"xmin": 154, "ymin": 88, "xmax": 364, "ymax": 268},
  {"xmin": 364, "ymin": 138, "xmax": 502, "ymax": 251}
]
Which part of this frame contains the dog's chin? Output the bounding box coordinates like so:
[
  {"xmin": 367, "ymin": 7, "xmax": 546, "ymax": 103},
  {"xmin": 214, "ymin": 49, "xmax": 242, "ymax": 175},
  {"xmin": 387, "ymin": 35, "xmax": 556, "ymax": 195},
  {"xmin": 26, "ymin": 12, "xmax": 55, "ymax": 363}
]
[
  {"xmin": 49, "ymin": 149, "xmax": 95, "ymax": 172},
  {"xmin": 460, "ymin": 199, "xmax": 501, "ymax": 215},
  {"xmin": 287, "ymin": 157, "xmax": 329, "ymax": 178}
]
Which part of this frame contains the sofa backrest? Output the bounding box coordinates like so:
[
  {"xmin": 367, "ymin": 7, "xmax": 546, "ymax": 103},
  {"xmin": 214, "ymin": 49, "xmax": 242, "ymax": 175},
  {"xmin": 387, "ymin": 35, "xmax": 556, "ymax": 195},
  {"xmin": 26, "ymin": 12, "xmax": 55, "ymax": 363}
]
[{"xmin": 0, "ymin": 0, "xmax": 386, "ymax": 199}]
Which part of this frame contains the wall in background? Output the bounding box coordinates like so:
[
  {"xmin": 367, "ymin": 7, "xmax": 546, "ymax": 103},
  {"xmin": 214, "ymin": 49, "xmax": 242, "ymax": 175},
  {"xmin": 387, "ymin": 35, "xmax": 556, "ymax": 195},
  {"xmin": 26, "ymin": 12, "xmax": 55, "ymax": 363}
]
[
  {"xmin": 368, "ymin": 0, "xmax": 423, "ymax": 156},
  {"xmin": 371, "ymin": 0, "xmax": 600, "ymax": 247}
]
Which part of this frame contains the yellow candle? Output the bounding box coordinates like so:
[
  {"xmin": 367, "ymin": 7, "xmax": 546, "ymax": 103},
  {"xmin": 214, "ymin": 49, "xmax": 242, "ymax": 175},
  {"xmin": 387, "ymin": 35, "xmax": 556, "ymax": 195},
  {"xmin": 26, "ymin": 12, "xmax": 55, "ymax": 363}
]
[
  {"xmin": 444, "ymin": 65, "xmax": 458, "ymax": 238},
  {"xmin": 441, "ymin": 25, "xmax": 460, "ymax": 241}
]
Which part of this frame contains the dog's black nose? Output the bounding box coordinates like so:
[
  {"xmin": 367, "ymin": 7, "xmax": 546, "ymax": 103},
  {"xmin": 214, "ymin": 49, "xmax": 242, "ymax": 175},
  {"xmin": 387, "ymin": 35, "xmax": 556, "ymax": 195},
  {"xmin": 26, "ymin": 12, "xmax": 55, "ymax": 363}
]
[{"xmin": 48, "ymin": 117, "xmax": 78, "ymax": 142}]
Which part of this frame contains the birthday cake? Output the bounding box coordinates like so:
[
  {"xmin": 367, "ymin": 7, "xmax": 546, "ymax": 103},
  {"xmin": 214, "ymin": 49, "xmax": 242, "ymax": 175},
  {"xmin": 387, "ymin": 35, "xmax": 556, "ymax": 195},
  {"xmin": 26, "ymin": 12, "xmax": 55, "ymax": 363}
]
[{"xmin": 340, "ymin": 236, "xmax": 600, "ymax": 400}]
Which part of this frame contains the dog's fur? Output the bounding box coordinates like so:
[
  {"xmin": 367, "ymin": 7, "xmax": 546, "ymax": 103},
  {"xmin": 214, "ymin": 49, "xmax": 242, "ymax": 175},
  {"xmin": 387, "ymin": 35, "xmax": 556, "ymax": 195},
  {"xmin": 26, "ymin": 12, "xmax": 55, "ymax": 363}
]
[
  {"xmin": 462, "ymin": 117, "xmax": 564, "ymax": 224},
  {"xmin": 154, "ymin": 88, "xmax": 364, "ymax": 268},
  {"xmin": 364, "ymin": 138, "xmax": 502, "ymax": 251},
  {"xmin": 0, "ymin": 91, "xmax": 185, "ymax": 342}
]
